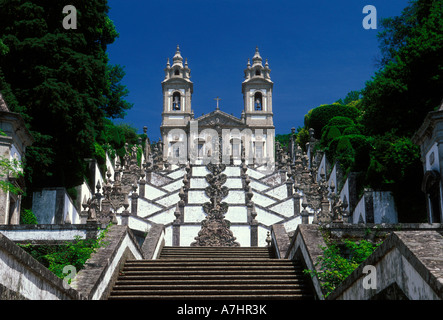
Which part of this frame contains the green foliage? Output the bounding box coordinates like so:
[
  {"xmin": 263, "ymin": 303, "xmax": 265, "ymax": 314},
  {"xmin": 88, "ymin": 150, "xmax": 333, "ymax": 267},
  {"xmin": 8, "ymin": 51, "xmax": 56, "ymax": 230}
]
[
  {"xmin": 20, "ymin": 208, "xmax": 37, "ymax": 224},
  {"xmin": 304, "ymin": 238, "xmax": 381, "ymax": 297},
  {"xmin": 342, "ymin": 126, "xmax": 361, "ymax": 136},
  {"xmin": 102, "ymin": 64, "xmax": 133, "ymax": 119},
  {"xmin": 326, "ymin": 134, "xmax": 372, "ymax": 175},
  {"xmin": 0, "ymin": 0, "xmax": 132, "ymax": 193},
  {"xmin": 320, "ymin": 126, "xmax": 341, "ymax": 150},
  {"xmin": 96, "ymin": 119, "xmax": 141, "ymax": 161},
  {"xmin": 307, "ymin": 104, "xmax": 361, "ymax": 139},
  {"xmin": 327, "ymin": 116, "xmax": 355, "ymax": 128},
  {"xmin": 296, "ymin": 127, "xmax": 310, "ymax": 152},
  {"xmin": 335, "ymin": 90, "xmax": 362, "ymax": 105},
  {"xmin": 19, "ymin": 225, "xmax": 111, "ymax": 280},
  {"xmin": 0, "ymin": 39, "xmax": 8, "ymax": 55},
  {"xmin": 275, "ymin": 133, "xmax": 292, "ymax": 152}
]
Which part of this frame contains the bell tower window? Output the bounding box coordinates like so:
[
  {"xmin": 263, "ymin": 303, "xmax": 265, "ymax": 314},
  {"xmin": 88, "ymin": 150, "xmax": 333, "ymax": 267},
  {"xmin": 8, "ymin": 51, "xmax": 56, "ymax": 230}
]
[
  {"xmin": 254, "ymin": 92, "xmax": 263, "ymax": 111},
  {"xmin": 174, "ymin": 69, "xmax": 180, "ymax": 76},
  {"xmin": 172, "ymin": 92, "xmax": 181, "ymax": 110}
]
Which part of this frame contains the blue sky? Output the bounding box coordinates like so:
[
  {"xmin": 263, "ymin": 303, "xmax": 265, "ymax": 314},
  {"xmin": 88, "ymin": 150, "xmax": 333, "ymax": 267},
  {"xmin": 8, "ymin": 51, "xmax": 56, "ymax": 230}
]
[{"xmin": 107, "ymin": 0, "xmax": 410, "ymax": 139}]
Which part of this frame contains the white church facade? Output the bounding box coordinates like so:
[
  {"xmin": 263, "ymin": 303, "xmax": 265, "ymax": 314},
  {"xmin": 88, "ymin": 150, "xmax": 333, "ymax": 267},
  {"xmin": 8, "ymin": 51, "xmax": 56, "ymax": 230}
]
[{"xmin": 160, "ymin": 46, "xmax": 275, "ymax": 168}]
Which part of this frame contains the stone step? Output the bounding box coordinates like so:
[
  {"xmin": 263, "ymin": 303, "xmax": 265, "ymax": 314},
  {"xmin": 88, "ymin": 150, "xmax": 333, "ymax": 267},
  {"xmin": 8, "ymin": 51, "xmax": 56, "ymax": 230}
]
[
  {"xmin": 112, "ymin": 283, "xmax": 308, "ymax": 291},
  {"xmin": 109, "ymin": 288, "xmax": 308, "ymax": 297},
  {"xmin": 159, "ymin": 246, "xmax": 275, "ymax": 259},
  {"xmin": 108, "ymin": 293, "xmax": 312, "ymax": 300},
  {"xmin": 116, "ymin": 274, "xmax": 303, "ymax": 281},
  {"xmin": 121, "ymin": 265, "xmax": 302, "ymax": 272},
  {"xmin": 124, "ymin": 259, "xmax": 295, "ymax": 265},
  {"xmin": 114, "ymin": 278, "xmax": 305, "ymax": 286},
  {"xmin": 118, "ymin": 269, "xmax": 302, "ymax": 276},
  {"xmin": 109, "ymin": 246, "xmax": 313, "ymax": 300}
]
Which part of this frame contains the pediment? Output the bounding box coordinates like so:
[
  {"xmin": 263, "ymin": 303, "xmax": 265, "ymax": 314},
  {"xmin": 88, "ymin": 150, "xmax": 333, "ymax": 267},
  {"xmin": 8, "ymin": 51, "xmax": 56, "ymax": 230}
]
[{"xmin": 195, "ymin": 110, "xmax": 245, "ymax": 128}]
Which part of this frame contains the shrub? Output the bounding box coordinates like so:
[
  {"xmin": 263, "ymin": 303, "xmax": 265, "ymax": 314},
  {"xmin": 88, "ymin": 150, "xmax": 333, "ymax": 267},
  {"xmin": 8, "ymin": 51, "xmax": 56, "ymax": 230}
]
[
  {"xmin": 327, "ymin": 116, "xmax": 355, "ymax": 127},
  {"xmin": 20, "ymin": 209, "xmax": 38, "ymax": 225},
  {"xmin": 342, "ymin": 126, "xmax": 361, "ymax": 135},
  {"xmin": 307, "ymin": 104, "xmax": 361, "ymax": 139},
  {"xmin": 19, "ymin": 224, "xmax": 111, "ymax": 280},
  {"xmin": 304, "ymin": 238, "xmax": 381, "ymax": 297}
]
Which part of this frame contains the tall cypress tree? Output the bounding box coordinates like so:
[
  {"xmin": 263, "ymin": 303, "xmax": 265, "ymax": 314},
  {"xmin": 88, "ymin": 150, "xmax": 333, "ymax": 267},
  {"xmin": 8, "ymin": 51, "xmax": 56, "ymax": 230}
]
[{"xmin": 0, "ymin": 0, "xmax": 130, "ymax": 193}]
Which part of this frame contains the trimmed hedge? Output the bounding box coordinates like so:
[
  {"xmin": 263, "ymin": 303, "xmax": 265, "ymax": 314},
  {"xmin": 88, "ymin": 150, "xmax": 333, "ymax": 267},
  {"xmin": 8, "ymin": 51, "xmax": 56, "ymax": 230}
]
[{"xmin": 307, "ymin": 104, "xmax": 361, "ymax": 139}]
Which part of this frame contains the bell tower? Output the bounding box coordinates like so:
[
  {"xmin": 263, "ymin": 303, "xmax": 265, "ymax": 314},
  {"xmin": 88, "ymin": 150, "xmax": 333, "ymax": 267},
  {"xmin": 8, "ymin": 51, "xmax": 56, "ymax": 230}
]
[
  {"xmin": 160, "ymin": 46, "xmax": 193, "ymax": 161},
  {"xmin": 242, "ymin": 47, "xmax": 274, "ymax": 127}
]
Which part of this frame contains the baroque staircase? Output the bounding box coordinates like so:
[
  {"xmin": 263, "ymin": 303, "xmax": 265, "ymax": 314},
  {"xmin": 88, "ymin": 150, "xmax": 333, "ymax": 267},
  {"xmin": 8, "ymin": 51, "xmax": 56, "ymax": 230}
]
[{"xmin": 108, "ymin": 246, "xmax": 314, "ymax": 300}]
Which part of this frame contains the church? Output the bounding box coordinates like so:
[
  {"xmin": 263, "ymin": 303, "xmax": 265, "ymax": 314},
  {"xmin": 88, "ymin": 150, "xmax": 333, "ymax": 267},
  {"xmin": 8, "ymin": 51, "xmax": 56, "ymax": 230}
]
[{"xmin": 160, "ymin": 46, "xmax": 275, "ymax": 168}]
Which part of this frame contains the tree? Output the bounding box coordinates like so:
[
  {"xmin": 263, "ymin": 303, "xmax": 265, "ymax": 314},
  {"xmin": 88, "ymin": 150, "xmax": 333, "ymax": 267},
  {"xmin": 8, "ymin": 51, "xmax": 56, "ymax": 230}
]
[
  {"xmin": 0, "ymin": 1, "xmax": 132, "ymax": 194},
  {"xmin": 102, "ymin": 64, "xmax": 134, "ymax": 119}
]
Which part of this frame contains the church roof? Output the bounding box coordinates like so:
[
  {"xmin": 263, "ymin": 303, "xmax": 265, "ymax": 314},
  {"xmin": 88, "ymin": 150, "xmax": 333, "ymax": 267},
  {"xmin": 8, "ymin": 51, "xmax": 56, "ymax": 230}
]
[{"xmin": 194, "ymin": 109, "xmax": 245, "ymax": 127}]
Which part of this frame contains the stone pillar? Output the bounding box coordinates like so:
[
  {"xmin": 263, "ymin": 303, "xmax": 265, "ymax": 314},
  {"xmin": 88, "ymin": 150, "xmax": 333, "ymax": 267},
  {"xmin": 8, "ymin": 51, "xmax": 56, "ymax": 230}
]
[
  {"xmin": 279, "ymin": 169, "xmax": 287, "ymax": 183},
  {"xmin": 301, "ymin": 205, "xmax": 310, "ymax": 224},
  {"xmin": 146, "ymin": 170, "xmax": 152, "ymax": 184},
  {"xmin": 131, "ymin": 191, "xmax": 139, "ymax": 216},
  {"xmin": 250, "ymin": 220, "xmax": 258, "ymax": 247},
  {"xmin": 291, "ymin": 127, "xmax": 296, "ymax": 163},
  {"xmin": 293, "ymin": 192, "xmax": 300, "ymax": 216},
  {"xmin": 120, "ymin": 209, "xmax": 130, "ymax": 226},
  {"xmin": 172, "ymin": 203, "xmax": 182, "ymax": 246},
  {"xmin": 285, "ymin": 178, "xmax": 293, "ymax": 197},
  {"xmin": 139, "ymin": 179, "xmax": 146, "ymax": 198}
]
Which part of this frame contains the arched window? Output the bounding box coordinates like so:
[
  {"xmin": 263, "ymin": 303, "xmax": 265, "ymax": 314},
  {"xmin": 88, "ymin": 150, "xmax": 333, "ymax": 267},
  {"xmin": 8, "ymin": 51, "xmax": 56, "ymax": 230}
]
[
  {"xmin": 172, "ymin": 92, "xmax": 181, "ymax": 110},
  {"xmin": 174, "ymin": 69, "xmax": 180, "ymax": 76},
  {"xmin": 254, "ymin": 92, "xmax": 263, "ymax": 111},
  {"xmin": 255, "ymin": 69, "xmax": 261, "ymax": 76}
]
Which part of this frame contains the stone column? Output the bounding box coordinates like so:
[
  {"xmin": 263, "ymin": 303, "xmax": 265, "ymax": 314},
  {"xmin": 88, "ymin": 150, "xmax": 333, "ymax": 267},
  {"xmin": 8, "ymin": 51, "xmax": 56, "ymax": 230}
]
[
  {"xmin": 120, "ymin": 209, "xmax": 130, "ymax": 226},
  {"xmin": 131, "ymin": 190, "xmax": 139, "ymax": 216},
  {"xmin": 139, "ymin": 178, "xmax": 146, "ymax": 198},
  {"xmin": 172, "ymin": 204, "xmax": 181, "ymax": 246},
  {"xmin": 279, "ymin": 169, "xmax": 287, "ymax": 183},
  {"xmin": 293, "ymin": 192, "xmax": 300, "ymax": 216},
  {"xmin": 291, "ymin": 127, "xmax": 296, "ymax": 163},
  {"xmin": 301, "ymin": 204, "xmax": 310, "ymax": 224},
  {"xmin": 286, "ymin": 177, "xmax": 294, "ymax": 197}
]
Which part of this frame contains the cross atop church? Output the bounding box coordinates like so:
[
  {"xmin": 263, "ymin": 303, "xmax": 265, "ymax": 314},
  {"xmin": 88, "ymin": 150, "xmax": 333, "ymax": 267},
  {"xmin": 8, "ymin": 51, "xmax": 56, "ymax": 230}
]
[{"xmin": 214, "ymin": 97, "xmax": 221, "ymax": 110}]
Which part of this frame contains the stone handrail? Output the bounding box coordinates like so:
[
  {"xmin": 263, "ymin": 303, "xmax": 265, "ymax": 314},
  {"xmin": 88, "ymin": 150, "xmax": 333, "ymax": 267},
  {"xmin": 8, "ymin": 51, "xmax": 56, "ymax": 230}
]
[
  {"xmin": 284, "ymin": 224, "xmax": 328, "ymax": 300},
  {"xmin": 270, "ymin": 224, "xmax": 290, "ymax": 259},
  {"xmin": 141, "ymin": 223, "xmax": 165, "ymax": 259}
]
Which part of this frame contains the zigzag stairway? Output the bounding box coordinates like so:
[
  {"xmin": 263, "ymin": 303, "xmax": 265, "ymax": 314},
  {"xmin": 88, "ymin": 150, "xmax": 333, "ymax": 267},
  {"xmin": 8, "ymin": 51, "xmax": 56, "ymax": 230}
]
[{"xmin": 108, "ymin": 246, "xmax": 314, "ymax": 300}]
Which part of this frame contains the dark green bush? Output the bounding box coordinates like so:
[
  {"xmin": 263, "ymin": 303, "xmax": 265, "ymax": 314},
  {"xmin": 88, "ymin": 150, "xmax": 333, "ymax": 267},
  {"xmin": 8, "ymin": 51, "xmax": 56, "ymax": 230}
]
[
  {"xmin": 20, "ymin": 209, "xmax": 38, "ymax": 225},
  {"xmin": 327, "ymin": 116, "xmax": 355, "ymax": 127},
  {"xmin": 307, "ymin": 104, "xmax": 361, "ymax": 139}
]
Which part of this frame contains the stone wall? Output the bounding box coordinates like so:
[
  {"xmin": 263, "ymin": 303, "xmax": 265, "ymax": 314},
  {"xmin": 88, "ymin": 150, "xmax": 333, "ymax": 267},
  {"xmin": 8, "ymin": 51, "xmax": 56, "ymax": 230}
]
[
  {"xmin": 32, "ymin": 187, "xmax": 79, "ymax": 224},
  {"xmin": 0, "ymin": 224, "xmax": 99, "ymax": 244},
  {"xmin": 0, "ymin": 233, "xmax": 83, "ymax": 300}
]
